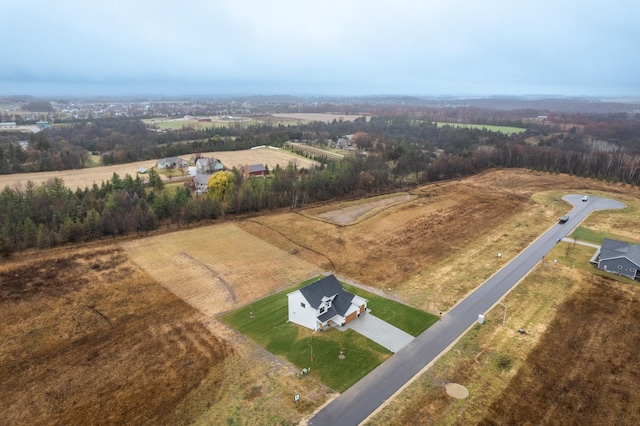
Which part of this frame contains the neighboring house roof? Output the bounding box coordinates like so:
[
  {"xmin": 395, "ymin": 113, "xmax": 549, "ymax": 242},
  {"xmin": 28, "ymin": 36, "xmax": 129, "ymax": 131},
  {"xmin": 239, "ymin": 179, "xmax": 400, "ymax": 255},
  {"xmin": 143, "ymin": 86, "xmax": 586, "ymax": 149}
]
[
  {"xmin": 299, "ymin": 275, "xmax": 356, "ymax": 317},
  {"xmin": 599, "ymin": 238, "xmax": 640, "ymax": 266},
  {"xmin": 196, "ymin": 157, "xmax": 214, "ymax": 167},
  {"xmin": 196, "ymin": 157, "xmax": 224, "ymax": 172},
  {"xmin": 193, "ymin": 173, "xmax": 211, "ymax": 186},
  {"xmin": 248, "ymin": 164, "xmax": 267, "ymax": 174},
  {"xmin": 158, "ymin": 156, "xmax": 187, "ymax": 167}
]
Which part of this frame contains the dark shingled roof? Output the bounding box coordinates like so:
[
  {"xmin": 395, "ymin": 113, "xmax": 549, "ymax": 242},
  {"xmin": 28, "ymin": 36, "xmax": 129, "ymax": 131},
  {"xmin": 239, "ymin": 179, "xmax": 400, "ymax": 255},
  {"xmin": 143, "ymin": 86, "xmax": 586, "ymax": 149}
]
[
  {"xmin": 600, "ymin": 238, "xmax": 640, "ymax": 266},
  {"xmin": 248, "ymin": 164, "xmax": 266, "ymax": 174},
  {"xmin": 317, "ymin": 306, "xmax": 338, "ymax": 322},
  {"xmin": 299, "ymin": 275, "xmax": 355, "ymax": 317}
]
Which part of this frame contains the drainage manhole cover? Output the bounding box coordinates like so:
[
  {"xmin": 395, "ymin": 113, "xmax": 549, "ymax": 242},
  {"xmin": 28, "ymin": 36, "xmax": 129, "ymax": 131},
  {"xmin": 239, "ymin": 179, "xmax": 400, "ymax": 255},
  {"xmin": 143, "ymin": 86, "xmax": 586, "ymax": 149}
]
[{"xmin": 445, "ymin": 383, "xmax": 469, "ymax": 399}]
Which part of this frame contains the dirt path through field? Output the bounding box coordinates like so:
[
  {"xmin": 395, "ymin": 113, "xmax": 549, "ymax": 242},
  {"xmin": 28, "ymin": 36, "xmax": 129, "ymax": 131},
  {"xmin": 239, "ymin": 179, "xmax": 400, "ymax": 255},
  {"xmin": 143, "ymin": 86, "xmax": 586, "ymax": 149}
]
[
  {"xmin": 315, "ymin": 194, "xmax": 413, "ymax": 225},
  {"xmin": 122, "ymin": 223, "xmax": 322, "ymax": 318}
]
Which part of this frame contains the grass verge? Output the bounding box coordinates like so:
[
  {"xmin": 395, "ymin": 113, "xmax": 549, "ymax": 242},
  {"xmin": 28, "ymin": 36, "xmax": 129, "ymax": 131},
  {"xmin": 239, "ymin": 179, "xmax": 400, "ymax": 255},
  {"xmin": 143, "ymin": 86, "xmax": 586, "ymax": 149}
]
[
  {"xmin": 342, "ymin": 283, "xmax": 438, "ymax": 336},
  {"xmin": 369, "ymin": 262, "xmax": 584, "ymax": 425},
  {"xmin": 569, "ymin": 226, "xmax": 636, "ymax": 245}
]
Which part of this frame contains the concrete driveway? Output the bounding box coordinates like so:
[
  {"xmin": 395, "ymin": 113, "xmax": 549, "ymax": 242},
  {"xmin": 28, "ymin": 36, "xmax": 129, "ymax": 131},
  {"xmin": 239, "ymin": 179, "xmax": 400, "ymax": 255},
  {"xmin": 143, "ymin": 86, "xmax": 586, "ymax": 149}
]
[{"xmin": 337, "ymin": 311, "xmax": 414, "ymax": 353}]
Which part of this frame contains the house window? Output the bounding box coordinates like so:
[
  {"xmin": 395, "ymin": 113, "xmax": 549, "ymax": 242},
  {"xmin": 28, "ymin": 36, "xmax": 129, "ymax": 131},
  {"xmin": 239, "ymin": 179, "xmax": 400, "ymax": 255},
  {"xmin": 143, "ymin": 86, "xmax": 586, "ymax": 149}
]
[
  {"xmin": 618, "ymin": 265, "xmax": 623, "ymax": 269},
  {"xmin": 301, "ymin": 302, "xmax": 306, "ymax": 308},
  {"xmin": 631, "ymin": 268, "xmax": 636, "ymax": 273},
  {"xmin": 319, "ymin": 306, "xmax": 325, "ymax": 314}
]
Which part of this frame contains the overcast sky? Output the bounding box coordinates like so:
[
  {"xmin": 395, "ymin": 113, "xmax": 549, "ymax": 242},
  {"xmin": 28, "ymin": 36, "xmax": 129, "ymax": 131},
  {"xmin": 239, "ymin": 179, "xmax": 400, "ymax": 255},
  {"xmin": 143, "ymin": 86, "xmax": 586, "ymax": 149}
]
[{"xmin": 1, "ymin": 0, "xmax": 638, "ymax": 98}]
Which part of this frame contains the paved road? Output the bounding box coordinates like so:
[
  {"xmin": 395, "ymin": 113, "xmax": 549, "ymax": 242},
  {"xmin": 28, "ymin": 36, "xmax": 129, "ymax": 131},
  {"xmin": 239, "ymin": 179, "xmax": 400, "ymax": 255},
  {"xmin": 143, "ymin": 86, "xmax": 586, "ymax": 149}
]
[{"xmin": 308, "ymin": 194, "xmax": 624, "ymax": 426}]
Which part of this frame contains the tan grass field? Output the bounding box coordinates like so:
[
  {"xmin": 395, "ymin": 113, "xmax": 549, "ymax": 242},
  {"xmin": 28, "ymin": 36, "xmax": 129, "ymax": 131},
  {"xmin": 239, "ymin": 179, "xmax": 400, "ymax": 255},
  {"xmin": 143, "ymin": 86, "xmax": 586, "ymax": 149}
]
[
  {"xmin": 123, "ymin": 223, "xmax": 323, "ymax": 318},
  {"xmin": 3, "ymin": 169, "xmax": 640, "ymax": 425},
  {"xmin": 271, "ymin": 113, "xmax": 369, "ymax": 122},
  {"xmin": 0, "ymin": 148, "xmax": 316, "ymax": 190}
]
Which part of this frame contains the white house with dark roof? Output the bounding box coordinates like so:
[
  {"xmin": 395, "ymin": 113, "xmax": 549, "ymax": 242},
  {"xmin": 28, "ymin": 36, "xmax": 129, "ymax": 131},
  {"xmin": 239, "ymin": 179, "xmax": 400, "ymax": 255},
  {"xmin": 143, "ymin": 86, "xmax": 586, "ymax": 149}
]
[
  {"xmin": 287, "ymin": 275, "xmax": 368, "ymax": 331},
  {"xmin": 593, "ymin": 238, "xmax": 640, "ymax": 280},
  {"xmin": 157, "ymin": 156, "xmax": 188, "ymax": 169}
]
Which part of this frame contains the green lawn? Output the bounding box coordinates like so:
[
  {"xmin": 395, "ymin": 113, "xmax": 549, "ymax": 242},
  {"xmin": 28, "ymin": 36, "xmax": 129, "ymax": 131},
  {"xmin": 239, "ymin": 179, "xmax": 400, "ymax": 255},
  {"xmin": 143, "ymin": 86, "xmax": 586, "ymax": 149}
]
[
  {"xmin": 221, "ymin": 276, "xmax": 438, "ymax": 391},
  {"xmin": 341, "ymin": 283, "xmax": 438, "ymax": 336},
  {"xmin": 435, "ymin": 121, "xmax": 527, "ymax": 134},
  {"xmin": 569, "ymin": 226, "xmax": 635, "ymax": 245},
  {"xmin": 549, "ymin": 242, "xmax": 638, "ymax": 286}
]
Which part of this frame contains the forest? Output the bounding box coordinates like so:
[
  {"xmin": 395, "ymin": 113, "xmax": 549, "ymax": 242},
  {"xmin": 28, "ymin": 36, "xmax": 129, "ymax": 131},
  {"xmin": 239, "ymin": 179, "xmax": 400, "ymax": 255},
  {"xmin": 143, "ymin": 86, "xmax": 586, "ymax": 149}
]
[{"xmin": 1, "ymin": 106, "xmax": 640, "ymax": 255}]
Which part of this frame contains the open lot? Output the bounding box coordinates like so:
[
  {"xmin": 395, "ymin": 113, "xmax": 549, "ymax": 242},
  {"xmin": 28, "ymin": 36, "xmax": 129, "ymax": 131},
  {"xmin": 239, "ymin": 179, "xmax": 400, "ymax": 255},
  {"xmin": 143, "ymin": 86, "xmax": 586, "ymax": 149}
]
[
  {"xmin": 435, "ymin": 121, "xmax": 527, "ymax": 134},
  {"xmin": 3, "ymin": 169, "xmax": 640, "ymax": 425},
  {"xmin": 142, "ymin": 113, "xmax": 367, "ymax": 131},
  {"xmin": 271, "ymin": 113, "xmax": 369, "ymax": 123},
  {"xmin": 0, "ymin": 148, "xmax": 316, "ymax": 190}
]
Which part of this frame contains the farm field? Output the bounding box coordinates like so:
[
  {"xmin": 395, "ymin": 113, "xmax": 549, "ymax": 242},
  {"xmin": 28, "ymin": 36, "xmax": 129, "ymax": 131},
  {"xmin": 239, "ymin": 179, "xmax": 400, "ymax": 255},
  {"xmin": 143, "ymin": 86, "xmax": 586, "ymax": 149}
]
[
  {"xmin": 144, "ymin": 116, "xmax": 257, "ymax": 131},
  {"xmin": 3, "ymin": 169, "xmax": 640, "ymax": 425},
  {"xmin": 142, "ymin": 112, "xmax": 366, "ymax": 131},
  {"xmin": 435, "ymin": 121, "xmax": 527, "ymax": 134},
  {"xmin": 0, "ymin": 147, "xmax": 316, "ymax": 190},
  {"xmin": 271, "ymin": 113, "xmax": 369, "ymax": 123}
]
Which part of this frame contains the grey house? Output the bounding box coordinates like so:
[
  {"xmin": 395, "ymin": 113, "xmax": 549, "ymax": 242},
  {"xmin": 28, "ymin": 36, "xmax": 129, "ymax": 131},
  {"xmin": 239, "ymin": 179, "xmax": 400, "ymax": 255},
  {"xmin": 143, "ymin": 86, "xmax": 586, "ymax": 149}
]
[
  {"xmin": 594, "ymin": 238, "xmax": 640, "ymax": 280},
  {"xmin": 193, "ymin": 173, "xmax": 211, "ymax": 194},
  {"xmin": 157, "ymin": 156, "xmax": 188, "ymax": 169},
  {"xmin": 196, "ymin": 157, "xmax": 224, "ymax": 174}
]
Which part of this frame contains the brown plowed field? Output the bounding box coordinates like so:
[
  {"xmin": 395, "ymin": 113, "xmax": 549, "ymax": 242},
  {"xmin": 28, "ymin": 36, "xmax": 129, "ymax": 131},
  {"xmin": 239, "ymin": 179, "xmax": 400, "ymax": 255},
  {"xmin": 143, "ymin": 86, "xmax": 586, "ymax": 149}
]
[
  {"xmin": 479, "ymin": 276, "xmax": 640, "ymax": 426},
  {"xmin": 0, "ymin": 246, "xmax": 232, "ymax": 425},
  {"xmin": 2, "ymin": 169, "xmax": 640, "ymax": 425}
]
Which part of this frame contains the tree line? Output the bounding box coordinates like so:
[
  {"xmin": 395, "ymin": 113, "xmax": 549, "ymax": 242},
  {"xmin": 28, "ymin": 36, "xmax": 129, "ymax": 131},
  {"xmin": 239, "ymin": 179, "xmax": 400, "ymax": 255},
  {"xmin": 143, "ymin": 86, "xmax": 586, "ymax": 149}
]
[{"xmin": 3, "ymin": 109, "xmax": 640, "ymax": 255}]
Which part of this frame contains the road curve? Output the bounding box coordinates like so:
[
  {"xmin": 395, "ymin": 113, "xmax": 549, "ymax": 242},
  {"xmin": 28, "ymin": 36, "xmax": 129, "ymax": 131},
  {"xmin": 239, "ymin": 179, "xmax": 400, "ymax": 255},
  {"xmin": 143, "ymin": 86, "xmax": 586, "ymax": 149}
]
[{"xmin": 308, "ymin": 194, "xmax": 624, "ymax": 426}]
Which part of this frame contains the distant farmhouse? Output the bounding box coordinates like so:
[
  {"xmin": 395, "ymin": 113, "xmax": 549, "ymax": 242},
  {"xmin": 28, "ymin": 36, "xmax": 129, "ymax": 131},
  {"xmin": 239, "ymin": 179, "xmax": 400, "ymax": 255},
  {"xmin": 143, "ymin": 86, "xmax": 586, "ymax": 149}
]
[
  {"xmin": 335, "ymin": 134, "xmax": 355, "ymax": 150},
  {"xmin": 193, "ymin": 174, "xmax": 211, "ymax": 194},
  {"xmin": 157, "ymin": 156, "xmax": 188, "ymax": 170},
  {"xmin": 247, "ymin": 164, "xmax": 267, "ymax": 177},
  {"xmin": 191, "ymin": 158, "xmax": 225, "ymax": 194},
  {"xmin": 287, "ymin": 275, "xmax": 368, "ymax": 331},
  {"xmin": 592, "ymin": 238, "xmax": 640, "ymax": 280},
  {"xmin": 195, "ymin": 157, "xmax": 224, "ymax": 174}
]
